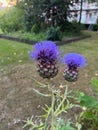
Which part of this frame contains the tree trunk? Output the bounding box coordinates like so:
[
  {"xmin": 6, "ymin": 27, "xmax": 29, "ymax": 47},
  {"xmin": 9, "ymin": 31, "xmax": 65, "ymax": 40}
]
[{"xmin": 79, "ymin": 0, "xmax": 83, "ymax": 23}]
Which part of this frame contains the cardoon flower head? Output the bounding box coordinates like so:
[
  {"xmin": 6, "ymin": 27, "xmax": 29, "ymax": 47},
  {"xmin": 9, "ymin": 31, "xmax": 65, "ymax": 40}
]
[
  {"xmin": 62, "ymin": 53, "xmax": 86, "ymax": 82},
  {"xmin": 30, "ymin": 41, "xmax": 59, "ymax": 79}
]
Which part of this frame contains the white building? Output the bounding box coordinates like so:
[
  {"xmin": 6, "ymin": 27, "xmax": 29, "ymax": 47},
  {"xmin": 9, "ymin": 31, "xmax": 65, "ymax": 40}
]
[{"xmin": 69, "ymin": 1, "xmax": 98, "ymax": 24}]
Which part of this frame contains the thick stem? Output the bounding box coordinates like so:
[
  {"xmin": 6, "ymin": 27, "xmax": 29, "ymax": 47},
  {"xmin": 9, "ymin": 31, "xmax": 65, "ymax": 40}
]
[{"xmin": 51, "ymin": 92, "xmax": 55, "ymax": 130}]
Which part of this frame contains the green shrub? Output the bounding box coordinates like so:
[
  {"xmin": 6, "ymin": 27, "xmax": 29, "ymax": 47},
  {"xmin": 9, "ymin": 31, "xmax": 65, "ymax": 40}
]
[
  {"xmin": 47, "ymin": 26, "xmax": 62, "ymax": 41},
  {"xmin": 61, "ymin": 21, "xmax": 85, "ymax": 35},
  {"xmin": 93, "ymin": 24, "xmax": 98, "ymax": 31},
  {"xmin": 71, "ymin": 21, "xmax": 85, "ymax": 33},
  {"xmin": 31, "ymin": 24, "xmax": 40, "ymax": 34},
  {"xmin": 0, "ymin": 7, "xmax": 24, "ymax": 33},
  {"xmin": 60, "ymin": 21, "xmax": 72, "ymax": 32},
  {"xmin": 7, "ymin": 31, "xmax": 47, "ymax": 41}
]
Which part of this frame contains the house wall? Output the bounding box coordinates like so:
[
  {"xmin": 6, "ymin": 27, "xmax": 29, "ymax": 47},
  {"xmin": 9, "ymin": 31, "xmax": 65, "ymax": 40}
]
[{"xmin": 69, "ymin": 1, "xmax": 98, "ymax": 24}]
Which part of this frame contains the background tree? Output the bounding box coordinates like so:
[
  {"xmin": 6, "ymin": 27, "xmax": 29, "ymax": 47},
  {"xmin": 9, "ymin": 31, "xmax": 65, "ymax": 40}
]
[
  {"xmin": 17, "ymin": 0, "xmax": 73, "ymax": 32},
  {"xmin": 18, "ymin": 0, "xmax": 47, "ymax": 31},
  {"xmin": 79, "ymin": 0, "xmax": 83, "ymax": 23},
  {"xmin": 42, "ymin": 0, "xmax": 73, "ymax": 27}
]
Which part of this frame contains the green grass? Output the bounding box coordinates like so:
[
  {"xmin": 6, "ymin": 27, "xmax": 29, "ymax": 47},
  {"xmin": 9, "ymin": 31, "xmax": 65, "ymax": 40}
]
[{"xmin": 0, "ymin": 38, "xmax": 32, "ymax": 68}]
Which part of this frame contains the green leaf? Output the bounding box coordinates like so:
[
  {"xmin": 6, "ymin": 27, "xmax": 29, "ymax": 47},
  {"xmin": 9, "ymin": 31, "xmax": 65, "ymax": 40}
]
[
  {"xmin": 82, "ymin": 111, "xmax": 95, "ymax": 119},
  {"xmin": 55, "ymin": 121, "xmax": 75, "ymax": 130},
  {"xmin": 61, "ymin": 122, "xmax": 75, "ymax": 130},
  {"xmin": 79, "ymin": 95, "xmax": 98, "ymax": 108},
  {"xmin": 74, "ymin": 91, "xmax": 85, "ymax": 101}
]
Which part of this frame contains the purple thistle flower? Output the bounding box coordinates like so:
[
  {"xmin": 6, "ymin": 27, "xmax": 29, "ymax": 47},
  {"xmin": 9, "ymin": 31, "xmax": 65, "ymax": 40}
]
[
  {"xmin": 30, "ymin": 41, "xmax": 59, "ymax": 63},
  {"xmin": 62, "ymin": 53, "xmax": 86, "ymax": 68},
  {"xmin": 62, "ymin": 53, "xmax": 86, "ymax": 82},
  {"xmin": 30, "ymin": 41, "xmax": 59, "ymax": 79}
]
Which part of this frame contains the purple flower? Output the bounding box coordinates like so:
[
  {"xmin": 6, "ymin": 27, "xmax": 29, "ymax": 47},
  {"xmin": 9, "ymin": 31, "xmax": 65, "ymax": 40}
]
[
  {"xmin": 30, "ymin": 41, "xmax": 60, "ymax": 79},
  {"xmin": 30, "ymin": 41, "xmax": 59, "ymax": 63},
  {"xmin": 62, "ymin": 53, "xmax": 86, "ymax": 82},
  {"xmin": 62, "ymin": 53, "xmax": 86, "ymax": 68}
]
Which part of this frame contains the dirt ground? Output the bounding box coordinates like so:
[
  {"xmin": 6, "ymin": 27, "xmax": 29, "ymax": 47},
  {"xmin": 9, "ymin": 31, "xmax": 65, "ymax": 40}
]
[{"xmin": 0, "ymin": 63, "xmax": 94, "ymax": 130}]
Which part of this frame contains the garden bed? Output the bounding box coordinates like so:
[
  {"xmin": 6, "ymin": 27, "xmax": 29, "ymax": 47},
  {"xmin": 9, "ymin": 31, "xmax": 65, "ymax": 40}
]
[{"xmin": 0, "ymin": 34, "xmax": 91, "ymax": 45}]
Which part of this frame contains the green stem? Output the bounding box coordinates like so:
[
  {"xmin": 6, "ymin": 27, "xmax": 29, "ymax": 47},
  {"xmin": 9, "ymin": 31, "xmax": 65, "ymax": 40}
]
[
  {"xmin": 54, "ymin": 85, "xmax": 68, "ymax": 116},
  {"xmin": 44, "ymin": 108, "xmax": 51, "ymax": 130},
  {"xmin": 44, "ymin": 81, "xmax": 54, "ymax": 130},
  {"xmin": 51, "ymin": 92, "xmax": 55, "ymax": 130},
  {"xmin": 31, "ymin": 77, "xmax": 47, "ymax": 87}
]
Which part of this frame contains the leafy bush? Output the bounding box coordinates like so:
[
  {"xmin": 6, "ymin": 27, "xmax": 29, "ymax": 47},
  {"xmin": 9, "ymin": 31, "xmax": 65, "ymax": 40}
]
[
  {"xmin": 71, "ymin": 21, "xmax": 85, "ymax": 34},
  {"xmin": 47, "ymin": 26, "xmax": 62, "ymax": 41},
  {"xmin": 93, "ymin": 24, "xmax": 98, "ymax": 31},
  {"xmin": 0, "ymin": 7, "xmax": 24, "ymax": 33},
  {"xmin": 61, "ymin": 21, "xmax": 85, "ymax": 35},
  {"xmin": 31, "ymin": 24, "xmax": 40, "ymax": 34},
  {"xmin": 60, "ymin": 21, "xmax": 72, "ymax": 32},
  {"xmin": 23, "ymin": 7, "xmax": 34, "ymax": 32}
]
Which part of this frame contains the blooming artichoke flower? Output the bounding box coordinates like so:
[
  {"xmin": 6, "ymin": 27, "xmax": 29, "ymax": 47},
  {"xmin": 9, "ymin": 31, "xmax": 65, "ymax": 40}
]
[
  {"xmin": 62, "ymin": 53, "xmax": 86, "ymax": 82},
  {"xmin": 30, "ymin": 41, "xmax": 59, "ymax": 79}
]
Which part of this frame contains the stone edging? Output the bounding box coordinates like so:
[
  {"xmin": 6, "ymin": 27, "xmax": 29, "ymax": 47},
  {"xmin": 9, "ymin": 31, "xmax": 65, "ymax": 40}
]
[
  {"xmin": 56, "ymin": 35, "xmax": 91, "ymax": 45},
  {"xmin": 0, "ymin": 34, "xmax": 91, "ymax": 46}
]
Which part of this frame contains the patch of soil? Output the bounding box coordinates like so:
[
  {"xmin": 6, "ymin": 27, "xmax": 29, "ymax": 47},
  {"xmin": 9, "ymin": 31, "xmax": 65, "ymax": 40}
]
[
  {"xmin": 0, "ymin": 64, "xmax": 93, "ymax": 130},
  {"xmin": 0, "ymin": 64, "xmax": 50, "ymax": 130}
]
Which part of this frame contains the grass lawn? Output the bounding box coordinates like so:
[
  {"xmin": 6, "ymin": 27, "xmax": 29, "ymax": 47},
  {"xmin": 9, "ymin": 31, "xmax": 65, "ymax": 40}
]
[
  {"xmin": 0, "ymin": 39, "xmax": 32, "ymax": 68},
  {"xmin": 0, "ymin": 31, "xmax": 98, "ymax": 130}
]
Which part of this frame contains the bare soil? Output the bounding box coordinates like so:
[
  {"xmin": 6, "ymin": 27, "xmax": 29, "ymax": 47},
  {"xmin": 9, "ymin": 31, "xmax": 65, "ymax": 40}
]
[{"xmin": 0, "ymin": 64, "xmax": 94, "ymax": 130}]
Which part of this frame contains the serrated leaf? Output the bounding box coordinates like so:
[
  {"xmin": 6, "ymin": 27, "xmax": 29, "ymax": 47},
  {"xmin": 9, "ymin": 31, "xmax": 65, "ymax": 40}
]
[{"xmin": 79, "ymin": 95, "xmax": 98, "ymax": 108}]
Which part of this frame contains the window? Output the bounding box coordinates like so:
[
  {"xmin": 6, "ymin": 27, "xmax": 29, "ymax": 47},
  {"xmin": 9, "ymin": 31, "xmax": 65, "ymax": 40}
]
[
  {"xmin": 89, "ymin": 13, "xmax": 92, "ymax": 19},
  {"xmin": 94, "ymin": 12, "xmax": 97, "ymax": 16}
]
